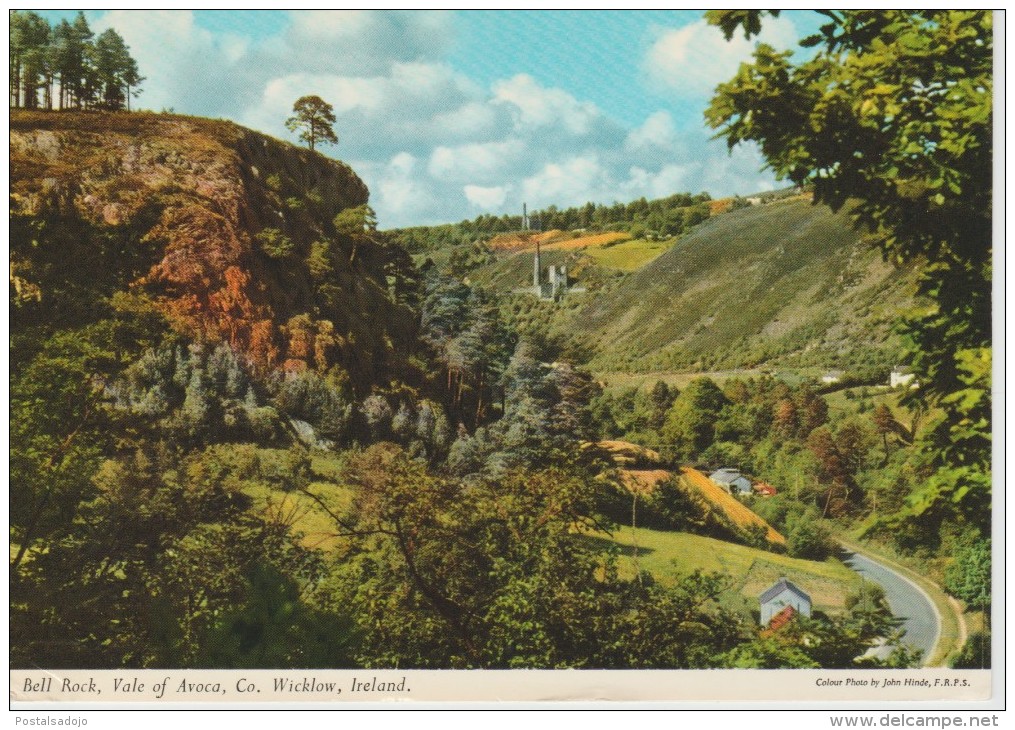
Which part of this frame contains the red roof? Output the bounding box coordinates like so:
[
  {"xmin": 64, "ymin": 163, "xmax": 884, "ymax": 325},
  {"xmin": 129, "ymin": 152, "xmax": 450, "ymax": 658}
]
[
  {"xmin": 753, "ymin": 482, "xmax": 777, "ymax": 496},
  {"xmin": 767, "ymin": 604, "xmax": 796, "ymax": 632}
]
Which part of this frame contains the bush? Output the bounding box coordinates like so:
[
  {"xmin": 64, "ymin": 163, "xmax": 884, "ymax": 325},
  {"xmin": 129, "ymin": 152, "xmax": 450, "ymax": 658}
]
[
  {"xmin": 256, "ymin": 228, "xmax": 295, "ymax": 259},
  {"xmin": 785, "ymin": 509, "xmax": 834, "ymax": 560},
  {"xmin": 950, "ymin": 630, "xmax": 990, "ymax": 669},
  {"xmin": 944, "ymin": 536, "xmax": 991, "ymax": 610}
]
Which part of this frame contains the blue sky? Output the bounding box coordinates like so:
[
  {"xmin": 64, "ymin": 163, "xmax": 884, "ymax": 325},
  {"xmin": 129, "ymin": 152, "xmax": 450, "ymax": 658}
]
[{"xmin": 35, "ymin": 10, "xmax": 814, "ymax": 228}]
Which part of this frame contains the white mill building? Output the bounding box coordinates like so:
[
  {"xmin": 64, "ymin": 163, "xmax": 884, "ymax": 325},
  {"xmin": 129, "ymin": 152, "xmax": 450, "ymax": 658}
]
[{"xmin": 522, "ymin": 203, "xmax": 580, "ymax": 301}]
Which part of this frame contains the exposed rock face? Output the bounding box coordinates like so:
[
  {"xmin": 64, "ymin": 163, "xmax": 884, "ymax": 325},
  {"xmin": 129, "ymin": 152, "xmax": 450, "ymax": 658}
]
[{"xmin": 10, "ymin": 111, "xmax": 417, "ymax": 390}]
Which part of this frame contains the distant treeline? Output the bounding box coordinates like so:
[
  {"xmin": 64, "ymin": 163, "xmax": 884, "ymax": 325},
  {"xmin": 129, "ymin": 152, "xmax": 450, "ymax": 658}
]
[
  {"xmin": 10, "ymin": 10, "xmax": 143, "ymax": 111},
  {"xmin": 389, "ymin": 191, "xmax": 714, "ymax": 254}
]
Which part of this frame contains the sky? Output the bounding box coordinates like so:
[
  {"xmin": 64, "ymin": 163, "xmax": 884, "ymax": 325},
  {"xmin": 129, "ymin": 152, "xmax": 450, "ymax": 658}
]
[{"xmin": 36, "ymin": 10, "xmax": 815, "ymax": 228}]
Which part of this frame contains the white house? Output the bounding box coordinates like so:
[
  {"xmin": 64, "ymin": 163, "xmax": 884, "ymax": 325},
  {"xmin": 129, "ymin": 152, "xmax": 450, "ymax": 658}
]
[
  {"xmin": 890, "ymin": 366, "xmax": 917, "ymax": 389},
  {"xmin": 821, "ymin": 369, "xmax": 844, "ymax": 385},
  {"xmin": 709, "ymin": 468, "xmax": 753, "ymax": 496},
  {"xmin": 759, "ymin": 577, "xmax": 812, "ymax": 626}
]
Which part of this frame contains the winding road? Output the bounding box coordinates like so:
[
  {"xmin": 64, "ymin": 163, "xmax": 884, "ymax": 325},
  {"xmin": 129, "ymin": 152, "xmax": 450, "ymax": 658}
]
[{"xmin": 841, "ymin": 549, "xmax": 941, "ymax": 665}]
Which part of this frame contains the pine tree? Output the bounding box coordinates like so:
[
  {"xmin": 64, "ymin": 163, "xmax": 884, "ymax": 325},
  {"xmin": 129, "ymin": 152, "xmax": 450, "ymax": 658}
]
[
  {"xmin": 10, "ymin": 12, "xmax": 142, "ymax": 111},
  {"xmin": 285, "ymin": 95, "xmax": 339, "ymax": 151}
]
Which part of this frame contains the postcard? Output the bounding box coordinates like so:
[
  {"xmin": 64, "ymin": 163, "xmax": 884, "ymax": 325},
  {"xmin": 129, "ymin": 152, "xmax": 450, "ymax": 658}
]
[{"xmin": 9, "ymin": 9, "xmax": 999, "ymax": 714}]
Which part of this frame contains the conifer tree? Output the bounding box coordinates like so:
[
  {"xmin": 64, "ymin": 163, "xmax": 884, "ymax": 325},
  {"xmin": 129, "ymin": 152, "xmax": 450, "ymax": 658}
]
[
  {"xmin": 285, "ymin": 95, "xmax": 339, "ymax": 151},
  {"xmin": 9, "ymin": 11, "xmax": 142, "ymax": 111}
]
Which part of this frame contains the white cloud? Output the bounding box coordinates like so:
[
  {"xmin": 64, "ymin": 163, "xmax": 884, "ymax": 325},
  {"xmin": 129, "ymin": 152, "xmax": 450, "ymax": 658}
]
[
  {"xmin": 522, "ymin": 156, "xmax": 610, "ymax": 209},
  {"xmin": 91, "ymin": 11, "xmax": 784, "ymax": 227},
  {"xmin": 464, "ymin": 185, "xmax": 510, "ymax": 209},
  {"xmin": 431, "ymin": 101, "xmax": 498, "ymax": 137},
  {"xmin": 644, "ymin": 16, "xmax": 798, "ymax": 97},
  {"xmin": 625, "ymin": 110, "xmax": 679, "ymax": 151},
  {"xmin": 275, "ymin": 10, "xmax": 454, "ymax": 75},
  {"xmin": 369, "ymin": 153, "xmax": 441, "ymax": 221},
  {"xmin": 428, "ymin": 139, "xmax": 524, "ymax": 182},
  {"xmin": 620, "ymin": 164, "xmax": 695, "ymax": 199},
  {"xmin": 95, "ymin": 11, "xmax": 238, "ymax": 114},
  {"xmin": 493, "ymin": 74, "xmax": 602, "ymax": 136}
]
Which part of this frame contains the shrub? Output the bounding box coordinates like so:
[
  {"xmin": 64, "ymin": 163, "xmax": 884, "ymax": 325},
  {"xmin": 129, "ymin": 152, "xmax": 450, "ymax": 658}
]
[
  {"xmin": 785, "ymin": 509, "xmax": 834, "ymax": 560},
  {"xmin": 256, "ymin": 228, "xmax": 295, "ymax": 259}
]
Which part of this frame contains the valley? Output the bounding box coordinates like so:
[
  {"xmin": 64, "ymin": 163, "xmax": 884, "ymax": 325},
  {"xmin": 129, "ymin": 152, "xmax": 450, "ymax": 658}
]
[{"xmin": 10, "ymin": 96, "xmax": 989, "ymax": 671}]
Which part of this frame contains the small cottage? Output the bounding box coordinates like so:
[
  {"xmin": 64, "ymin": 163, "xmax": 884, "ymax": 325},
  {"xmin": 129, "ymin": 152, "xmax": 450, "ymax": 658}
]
[
  {"xmin": 759, "ymin": 577, "xmax": 812, "ymax": 626},
  {"xmin": 709, "ymin": 467, "xmax": 752, "ymax": 496},
  {"xmin": 890, "ymin": 366, "xmax": 917, "ymax": 389},
  {"xmin": 821, "ymin": 369, "xmax": 844, "ymax": 385}
]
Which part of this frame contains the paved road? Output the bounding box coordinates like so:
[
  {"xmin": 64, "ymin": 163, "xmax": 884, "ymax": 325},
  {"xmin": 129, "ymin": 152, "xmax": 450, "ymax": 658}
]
[{"xmin": 841, "ymin": 550, "xmax": 940, "ymax": 665}]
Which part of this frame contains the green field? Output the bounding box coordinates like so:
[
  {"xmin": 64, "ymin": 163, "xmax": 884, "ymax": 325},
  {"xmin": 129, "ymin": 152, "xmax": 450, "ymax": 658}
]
[
  {"xmin": 240, "ymin": 451, "xmax": 354, "ymax": 554},
  {"xmin": 581, "ymin": 238, "xmax": 675, "ymax": 271},
  {"xmin": 243, "ymin": 451, "xmax": 861, "ymax": 619},
  {"xmin": 601, "ymin": 525, "xmax": 861, "ymax": 614}
]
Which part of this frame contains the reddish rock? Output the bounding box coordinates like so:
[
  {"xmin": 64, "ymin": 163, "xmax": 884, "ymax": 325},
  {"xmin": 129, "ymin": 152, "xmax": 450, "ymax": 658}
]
[{"xmin": 11, "ymin": 110, "xmax": 415, "ymax": 391}]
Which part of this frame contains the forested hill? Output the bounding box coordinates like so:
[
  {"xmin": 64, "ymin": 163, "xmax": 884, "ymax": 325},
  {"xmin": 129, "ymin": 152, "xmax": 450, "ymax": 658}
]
[{"xmin": 10, "ymin": 111, "xmax": 417, "ymax": 392}]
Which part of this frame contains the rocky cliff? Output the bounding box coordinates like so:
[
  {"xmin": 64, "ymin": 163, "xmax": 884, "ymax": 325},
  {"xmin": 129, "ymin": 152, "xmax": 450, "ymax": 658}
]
[{"xmin": 10, "ymin": 111, "xmax": 417, "ymax": 390}]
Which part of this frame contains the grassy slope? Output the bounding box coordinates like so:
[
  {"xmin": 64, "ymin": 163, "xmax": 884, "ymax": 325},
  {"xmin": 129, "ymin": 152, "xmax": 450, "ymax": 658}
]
[
  {"xmin": 249, "ymin": 454, "xmax": 859, "ymax": 623},
  {"xmin": 680, "ymin": 466, "xmax": 786, "ymax": 547},
  {"xmin": 583, "ymin": 238, "xmax": 675, "ymax": 271},
  {"xmin": 464, "ymin": 198, "xmax": 920, "ymax": 376},
  {"xmin": 573, "ymin": 198, "xmax": 920, "ymax": 373},
  {"xmin": 602, "ymin": 526, "xmax": 860, "ymax": 614},
  {"xmin": 240, "ymin": 452, "xmax": 354, "ymax": 554}
]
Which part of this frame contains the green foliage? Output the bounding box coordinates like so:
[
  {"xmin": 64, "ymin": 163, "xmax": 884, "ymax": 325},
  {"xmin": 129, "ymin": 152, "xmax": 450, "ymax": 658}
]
[
  {"xmin": 334, "ymin": 445, "xmax": 745, "ymax": 668},
  {"xmin": 10, "ymin": 10, "xmax": 142, "ymax": 111},
  {"xmin": 285, "ymin": 95, "xmax": 339, "ymax": 151},
  {"xmin": 647, "ymin": 475, "xmax": 711, "ymax": 533},
  {"xmin": 274, "ymin": 369, "xmax": 354, "ymax": 445},
  {"xmin": 115, "ymin": 341, "xmax": 285, "ymax": 446},
  {"xmin": 385, "ymin": 191, "xmax": 712, "ymax": 258},
  {"xmin": 333, "ymin": 204, "xmax": 377, "ymax": 236},
  {"xmin": 446, "ymin": 240, "xmax": 495, "ymax": 278},
  {"xmin": 11, "ymin": 443, "xmax": 324, "ymax": 668},
  {"xmin": 660, "ymin": 378, "xmax": 729, "ymax": 463},
  {"xmin": 195, "ymin": 563, "xmax": 360, "ymax": 668},
  {"xmin": 420, "ymin": 272, "xmax": 516, "ymax": 430},
  {"xmin": 722, "ymin": 637, "xmax": 818, "ymax": 668},
  {"xmin": 784, "ymin": 509, "xmax": 835, "ymax": 560},
  {"xmin": 944, "ymin": 537, "xmax": 991, "ymax": 610},
  {"xmin": 91, "ymin": 27, "xmax": 143, "ymax": 110},
  {"xmin": 707, "ymin": 10, "xmax": 776, "ymax": 41},
  {"xmin": 705, "ymin": 10, "xmax": 992, "ymax": 546},
  {"xmin": 950, "ymin": 630, "xmax": 990, "ymax": 669},
  {"xmin": 305, "ymin": 241, "xmax": 334, "ymax": 281},
  {"xmin": 255, "ymin": 227, "xmax": 296, "ymax": 259},
  {"xmin": 448, "ymin": 340, "xmax": 601, "ymax": 475},
  {"xmin": 897, "ymin": 347, "xmax": 991, "ymax": 536}
]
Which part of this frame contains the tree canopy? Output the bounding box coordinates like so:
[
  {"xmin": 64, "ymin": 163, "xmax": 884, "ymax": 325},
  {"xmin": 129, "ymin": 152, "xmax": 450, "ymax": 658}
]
[
  {"xmin": 286, "ymin": 95, "xmax": 339, "ymax": 151},
  {"xmin": 10, "ymin": 11, "xmax": 143, "ymax": 110},
  {"xmin": 705, "ymin": 10, "xmax": 993, "ymax": 537}
]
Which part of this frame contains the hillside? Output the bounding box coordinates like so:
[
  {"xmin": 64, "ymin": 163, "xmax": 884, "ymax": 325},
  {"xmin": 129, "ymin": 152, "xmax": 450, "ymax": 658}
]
[
  {"xmin": 10, "ymin": 110, "xmax": 416, "ymax": 391},
  {"xmin": 600, "ymin": 440, "xmax": 784, "ymax": 550},
  {"xmin": 604, "ymin": 527, "xmax": 860, "ymax": 614},
  {"xmin": 575, "ymin": 199, "xmax": 921, "ymax": 374},
  {"xmin": 457, "ymin": 197, "xmax": 921, "ymax": 376}
]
